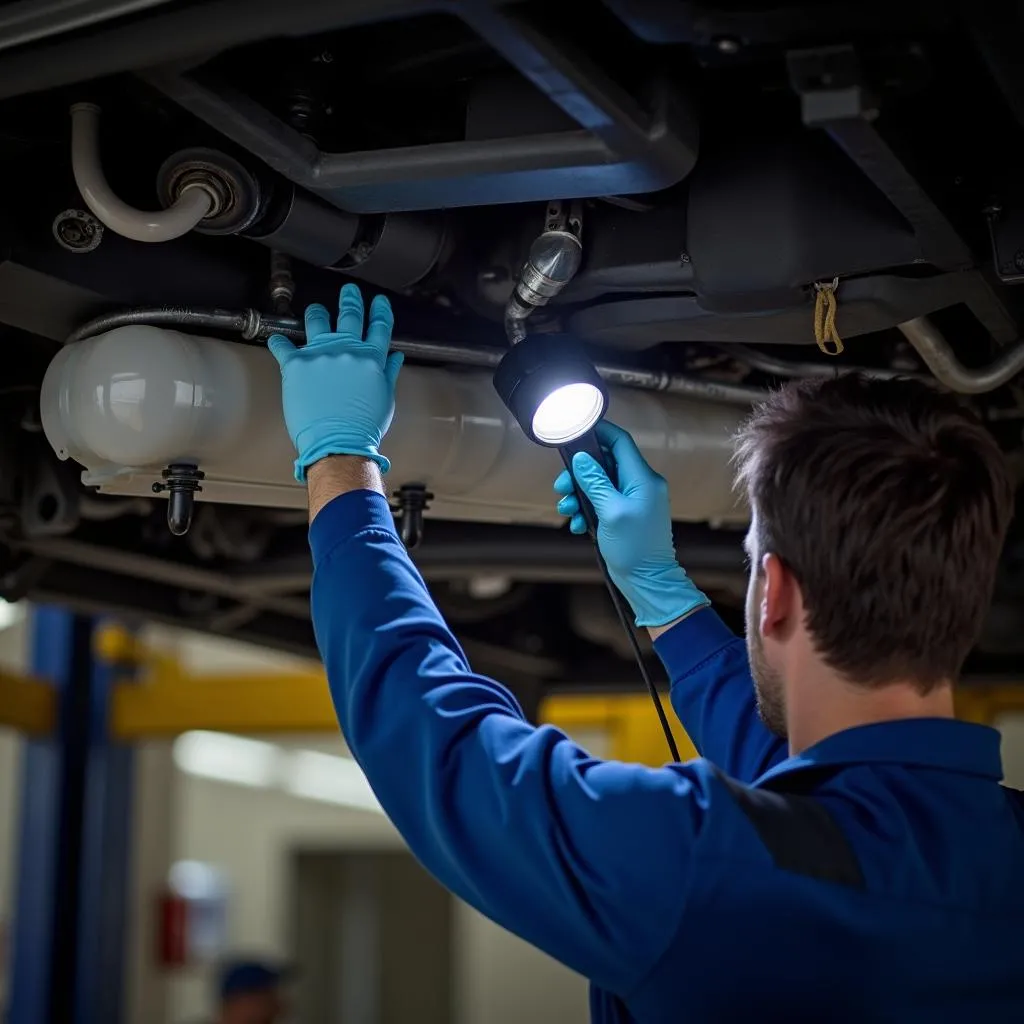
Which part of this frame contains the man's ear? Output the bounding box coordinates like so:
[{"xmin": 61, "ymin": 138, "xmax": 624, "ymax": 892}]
[{"xmin": 760, "ymin": 552, "xmax": 797, "ymax": 639}]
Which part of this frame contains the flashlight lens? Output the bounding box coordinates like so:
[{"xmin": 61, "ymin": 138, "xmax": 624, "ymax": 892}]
[{"xmin": 531, "ymin": 382, "xmax": 605, "ymax": 445}]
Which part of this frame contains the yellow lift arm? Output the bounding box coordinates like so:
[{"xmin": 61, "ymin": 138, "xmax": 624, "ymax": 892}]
[{"xmin": 2, "ymin": 622, "xmax": 1019, "ymax": 766}]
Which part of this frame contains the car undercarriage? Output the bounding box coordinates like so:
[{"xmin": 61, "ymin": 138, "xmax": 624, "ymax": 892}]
[{"xmin": 1, "ymin": 0, "xmax": 1024, "ymax": 697}]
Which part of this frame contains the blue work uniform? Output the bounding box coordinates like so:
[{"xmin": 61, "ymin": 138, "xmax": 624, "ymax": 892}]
[{"xmin": 310, "ymin": 492, "xmax": 1024, "ymax": 1023}]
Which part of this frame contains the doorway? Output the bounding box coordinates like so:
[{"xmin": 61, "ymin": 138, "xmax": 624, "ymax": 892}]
[{"xmin": 290, "ymin": 849, "xmax": 454, "ymax": 1024}]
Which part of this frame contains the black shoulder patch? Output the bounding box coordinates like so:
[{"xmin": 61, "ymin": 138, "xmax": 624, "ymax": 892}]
[{"xmin": 715, "ymin": 767, "xmax": 865, "ymax": 889}]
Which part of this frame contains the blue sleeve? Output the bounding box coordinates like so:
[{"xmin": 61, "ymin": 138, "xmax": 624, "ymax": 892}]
[
  {"xmin": 309, "ymin": 491, "xmax": 714, "ymax": 997},
  {"xmin": 653, "ymin": 607, "xmax": 787, "ymax": 782}
]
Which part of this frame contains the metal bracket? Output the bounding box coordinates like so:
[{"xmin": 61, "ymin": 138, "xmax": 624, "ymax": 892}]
[
  {"xmin": 21, "ymin": 452, "xmax": 81, "ymax": 538},
  {"xmin": 985, "ymin": 204, "xmax": 1024, "ymax": 284},
  {"xmin": 787, "ymin": 44, "xmax": 973, "ymax": 272},
  {"xmin": 544, "ymin": 199, "xmax": 584, "ymax": 241},
  {"xmin": 143, "ymin": 1, "xmax": 698, "ymax": 213}
]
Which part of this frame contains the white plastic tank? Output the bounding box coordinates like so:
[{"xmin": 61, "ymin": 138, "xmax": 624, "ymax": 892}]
[{"xmin": 41, "ymin": 325, "xmax": 748, "ymax": 526}]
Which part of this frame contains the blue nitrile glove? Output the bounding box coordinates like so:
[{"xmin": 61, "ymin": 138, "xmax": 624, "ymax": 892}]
[
  {"xmin": 553, "ymin": 421, "xmax": 710, "ymax": 628},
  {"xmin": 268, "ymin": 283, "xmax": 404, "ymax": 481}
]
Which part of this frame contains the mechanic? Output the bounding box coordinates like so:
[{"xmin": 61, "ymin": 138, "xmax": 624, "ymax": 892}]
[
  {"xmin": 201, "ymin": 960, "xmax": 289, "ymax": 1024},
  {"xmin": 269, "ymin": 284, "xmax": 1024, "ymax": 1022}
]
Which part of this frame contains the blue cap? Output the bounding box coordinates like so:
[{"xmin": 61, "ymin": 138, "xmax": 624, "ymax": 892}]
[{"xmin": 218, "ymin": 960, "xmax": 288, "ymax": 1000}]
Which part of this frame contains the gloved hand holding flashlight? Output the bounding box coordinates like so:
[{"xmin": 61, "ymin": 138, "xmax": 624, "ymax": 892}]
[{"xmin": 554, "ymin": 421, "xmax": 710, "ymax": 629}]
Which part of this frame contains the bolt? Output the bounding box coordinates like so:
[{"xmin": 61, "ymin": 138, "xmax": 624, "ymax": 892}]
[
  {"xmin": 269, "ymin": 250, "xmax": 295, "ymax": 315},
  {"xmin": 52, "ymin": 209, "xmax": 103, "ymax": 253},
  {"xmin": 288, "ymin": 88, "xmax": 316, "ymax": 132},
  {"xmin": 679, "ymin": 252, "xmax": 691, "ymax": 265},
  {"xmin": 714, "ymin": 36, "xmax": 741, "ymax": 55}
]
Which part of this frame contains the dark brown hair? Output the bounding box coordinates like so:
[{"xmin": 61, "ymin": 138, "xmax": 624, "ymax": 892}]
[{"xmin": 734, "ymin": 374, "xmax": 1015, "ymax": 689}]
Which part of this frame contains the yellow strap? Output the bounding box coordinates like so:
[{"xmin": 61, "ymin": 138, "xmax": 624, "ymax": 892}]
[{"xmin": 813, "ymin": 277, "xmax": 844, "ymax": 356}]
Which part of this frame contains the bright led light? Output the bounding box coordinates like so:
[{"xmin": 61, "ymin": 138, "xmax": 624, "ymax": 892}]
[{"xmin": 531, "ymin": 382, "xmax": 605, "ymax": 444}]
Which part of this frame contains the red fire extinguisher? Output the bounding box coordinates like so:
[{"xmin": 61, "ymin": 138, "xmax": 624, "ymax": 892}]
[
  {"xmin": 158, "ymin": 890, "xmax": 189, "ymax": 967},
  {"xmin": 157, "ymin": 861, "xmax": 228, "ymax": 967}
]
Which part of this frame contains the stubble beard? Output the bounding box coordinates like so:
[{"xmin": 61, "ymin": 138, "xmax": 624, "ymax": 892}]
[{"xmin": 747, "ymin": 627, "xmax": 788, "ymax": 740}]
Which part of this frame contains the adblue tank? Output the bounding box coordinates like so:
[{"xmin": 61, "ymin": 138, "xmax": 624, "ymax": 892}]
[{"xmin": 40, "ymin": 325, "xmax": 748, "ymax": 526}]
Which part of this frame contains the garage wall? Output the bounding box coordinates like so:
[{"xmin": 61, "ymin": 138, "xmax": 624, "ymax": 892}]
[
  {"xmin": 167, "ymin": 758, "xmax": 401, "ymax": 1021},
  {"xmin": 0, "ymin": 608, "xmax": 590, "ymax": 1024},
  {"xmin": 138, "ymin": 621, "xmax": 590, "ymax": 1024},
  {"xmin": 167, "ymin": 760, "xmax": 589, "ymax": 1024},
  {"xmin": 455, "ymin": 902, "xmax": 590, "ymax": 1024}
]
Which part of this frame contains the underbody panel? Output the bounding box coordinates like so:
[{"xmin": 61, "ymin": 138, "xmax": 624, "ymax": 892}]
[{"xmin": 1, "ymin": 0, "xmax": 1023, "ymax": 686}]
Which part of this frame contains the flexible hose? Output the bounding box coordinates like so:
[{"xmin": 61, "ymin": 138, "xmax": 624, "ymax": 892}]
[
  {"xmin": 65, "ymin": 307, "xmax": 300, "ymax": 345},
  {"xmin": 897, "ymin": 317, "xmax": 1024, "ymax": 394},
  {"xmin": 70, "ymin": 103, "xmax": 213, "ymax": 242},
  {"xmin": 504, "ymin": 305, "xmax": 529, "ymax": 346},
  {"xmin": 66, "ymin": 308, "xmax": 766, "ymax": 405}
]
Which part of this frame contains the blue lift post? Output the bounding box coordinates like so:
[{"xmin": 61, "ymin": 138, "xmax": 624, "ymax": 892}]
[{"xmin": 8, "ymin": 607, "xmax": 136, "ymax": 1024}]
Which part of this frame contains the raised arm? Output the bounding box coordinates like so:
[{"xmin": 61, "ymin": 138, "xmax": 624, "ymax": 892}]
[
  {"xmin": 309, "ymin": 462, "xmax": 715, "ymax": 993},
  {"xmin": 554, "ymin": 423, "xmax": 787, "ymax": 781},
  {"xmin": 268, "ymin": 285, "xmax": 719, "ymax": 994}
]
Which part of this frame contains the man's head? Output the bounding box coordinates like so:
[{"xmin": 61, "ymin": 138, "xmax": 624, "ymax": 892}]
[
  {"xmin": 733, "ymin": 374, "xmax": 1014, "ymax": 739},
  {"xmin": 217, "ymin": 961, "xmax": 289, "ymax": 1024}
]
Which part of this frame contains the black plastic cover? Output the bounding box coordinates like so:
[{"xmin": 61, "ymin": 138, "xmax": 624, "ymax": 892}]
[{"xmin": 686, "ymin": 133, "xmax": 922, "ymax": 313}]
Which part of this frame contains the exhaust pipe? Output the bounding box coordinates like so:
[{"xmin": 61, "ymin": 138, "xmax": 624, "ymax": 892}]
[
  {"xmin": 40, "ymin": 325, "xmax": 749, "ymax": 528},
  {"xmin": 897, "ymin": 316, "xmax": 1024, "ymax": 394}
]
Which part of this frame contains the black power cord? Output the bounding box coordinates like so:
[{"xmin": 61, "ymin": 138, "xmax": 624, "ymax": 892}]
[
  {"xmin": 594, "ymin": 547, "xmax": 681, "ymax": 763},
  {"xmin": 558, "ymin": 431, "xmax": 681, "ymax": 763}
]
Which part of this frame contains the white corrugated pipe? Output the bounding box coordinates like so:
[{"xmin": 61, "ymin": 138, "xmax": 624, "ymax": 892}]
[
  {"xmin": 40, "ymin": 326, "xmax": 749, "ymax": 527},
  {"xmin": 70, "ymin": 103, "xmax": 213, "ymax": 242}
]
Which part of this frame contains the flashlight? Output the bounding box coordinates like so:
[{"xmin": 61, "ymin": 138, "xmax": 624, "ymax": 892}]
[
  {"xmin": 492, "ymin": 333, "xmax": 681, "ymax": 761},
  {"xmin": 492, "ymin": 333, "xmax": 615, "ymax": 535}
]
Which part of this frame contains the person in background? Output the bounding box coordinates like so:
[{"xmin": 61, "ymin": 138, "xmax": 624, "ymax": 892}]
[{"xmin": 213, "ymin": 960, "xmax": 289, "ymax": 1024}]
